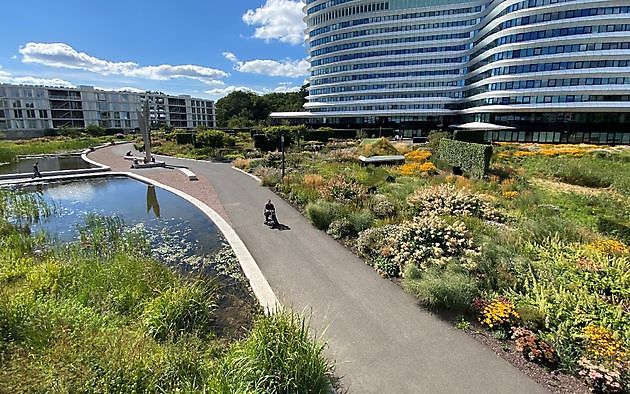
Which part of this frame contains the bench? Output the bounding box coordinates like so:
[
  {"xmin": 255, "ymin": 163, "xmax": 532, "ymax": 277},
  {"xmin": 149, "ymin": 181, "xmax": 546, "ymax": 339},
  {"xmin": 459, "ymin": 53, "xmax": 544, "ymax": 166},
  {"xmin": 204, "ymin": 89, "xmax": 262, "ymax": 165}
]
[{"xmin": 178, "ymin": 168, "xmax": 198, "ymax": 181}]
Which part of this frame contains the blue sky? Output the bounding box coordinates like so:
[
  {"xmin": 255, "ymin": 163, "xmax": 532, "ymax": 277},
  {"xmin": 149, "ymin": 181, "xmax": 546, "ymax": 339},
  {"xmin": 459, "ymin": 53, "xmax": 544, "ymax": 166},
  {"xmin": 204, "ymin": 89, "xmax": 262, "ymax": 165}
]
[{"xmin": 0, "ymin": 0, "xmax": 308, "ymax": 99}]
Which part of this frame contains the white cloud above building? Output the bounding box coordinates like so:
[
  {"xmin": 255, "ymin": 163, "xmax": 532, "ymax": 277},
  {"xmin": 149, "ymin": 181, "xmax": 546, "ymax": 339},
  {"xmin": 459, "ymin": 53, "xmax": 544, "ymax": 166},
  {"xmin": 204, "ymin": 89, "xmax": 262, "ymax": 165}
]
[{"xmin": 242, "ymin": 0, "xmax": 306, "ymax": 45}]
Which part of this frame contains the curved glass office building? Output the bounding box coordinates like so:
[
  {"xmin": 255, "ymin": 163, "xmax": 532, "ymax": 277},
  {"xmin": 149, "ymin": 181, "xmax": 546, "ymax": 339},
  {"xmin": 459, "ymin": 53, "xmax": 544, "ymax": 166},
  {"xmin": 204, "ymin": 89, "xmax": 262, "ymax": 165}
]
[{"xmin": 302, "ymin": 0, "xmax": 630, "ymax": 144}]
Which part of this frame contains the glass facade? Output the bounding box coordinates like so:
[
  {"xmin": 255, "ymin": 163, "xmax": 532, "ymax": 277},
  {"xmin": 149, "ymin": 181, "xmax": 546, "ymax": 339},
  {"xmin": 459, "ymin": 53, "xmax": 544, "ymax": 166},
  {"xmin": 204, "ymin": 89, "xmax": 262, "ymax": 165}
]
[{"xmin": 303, "ymin": 0, "xmax": 630, "ymax": 142}]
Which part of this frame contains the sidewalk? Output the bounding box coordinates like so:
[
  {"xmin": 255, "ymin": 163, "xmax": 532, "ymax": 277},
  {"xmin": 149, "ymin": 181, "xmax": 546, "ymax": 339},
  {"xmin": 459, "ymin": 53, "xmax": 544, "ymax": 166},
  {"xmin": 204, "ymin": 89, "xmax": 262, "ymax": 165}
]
[{"xmin": 89, "ymin": 144, "xmax": 547, "ymax": 394}]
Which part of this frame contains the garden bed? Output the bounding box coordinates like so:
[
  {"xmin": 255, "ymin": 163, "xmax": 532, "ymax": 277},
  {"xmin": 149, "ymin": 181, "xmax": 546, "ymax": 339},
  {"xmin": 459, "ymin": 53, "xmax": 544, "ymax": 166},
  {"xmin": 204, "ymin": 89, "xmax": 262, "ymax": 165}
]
[{"xmin": 237, "ymin": 139, "xmax": 630, "ymax": 393}]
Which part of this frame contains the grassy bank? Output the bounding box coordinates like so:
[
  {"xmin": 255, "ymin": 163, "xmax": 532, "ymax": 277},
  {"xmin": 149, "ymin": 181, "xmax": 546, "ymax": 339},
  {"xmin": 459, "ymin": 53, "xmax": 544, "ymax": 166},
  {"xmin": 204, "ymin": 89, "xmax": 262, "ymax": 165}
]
[
  {"xmin": 0, "ymin": 135, "xmax": 128, "ymax": 163},
  {"xmin": 0, "ymin": 189, "xmax": 334, "ymax": 393},
  {"xmin": 240, "ymin": 140, "xmax": 629, "ymax": 392}
]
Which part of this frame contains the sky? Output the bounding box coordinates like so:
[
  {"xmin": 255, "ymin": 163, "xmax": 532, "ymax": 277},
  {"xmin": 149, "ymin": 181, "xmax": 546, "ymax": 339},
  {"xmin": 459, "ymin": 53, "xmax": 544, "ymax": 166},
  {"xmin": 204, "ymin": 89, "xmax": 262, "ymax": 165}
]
[{"xmin": 0, "ymin": 0, "xmax": 308, "ymax": 100}]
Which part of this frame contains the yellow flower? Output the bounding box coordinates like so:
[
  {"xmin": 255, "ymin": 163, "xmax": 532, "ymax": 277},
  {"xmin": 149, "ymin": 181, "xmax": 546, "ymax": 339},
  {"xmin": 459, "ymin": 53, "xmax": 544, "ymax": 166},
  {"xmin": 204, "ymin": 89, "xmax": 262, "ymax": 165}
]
[
  {"xmin": 587, "ymin": 239, "xmax": 628, "ymax": 255},
  {"xmin": 502, "ymin": 191, "xmax": 519, "ymax": 199},
  {"xmin": 404, "ymin": 150, "xmax": 432, "ymax": 162}
]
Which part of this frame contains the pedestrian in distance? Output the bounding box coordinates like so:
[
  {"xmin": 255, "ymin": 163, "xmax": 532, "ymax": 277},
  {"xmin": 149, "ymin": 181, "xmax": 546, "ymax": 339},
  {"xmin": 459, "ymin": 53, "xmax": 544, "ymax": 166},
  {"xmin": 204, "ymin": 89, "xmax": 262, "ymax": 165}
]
[{"xmin": 32, "ymin": 161, "xmax": 42, "ymax": 178}]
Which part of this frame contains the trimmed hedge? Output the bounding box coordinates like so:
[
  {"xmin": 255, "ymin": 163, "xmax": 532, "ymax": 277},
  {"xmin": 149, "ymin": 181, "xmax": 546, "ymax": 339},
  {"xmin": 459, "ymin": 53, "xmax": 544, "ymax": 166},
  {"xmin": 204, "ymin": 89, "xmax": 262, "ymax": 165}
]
[
  {"xmin": 195, "ymin": 130, "xmax": 235, "ymax": 148},
  {"xmin": 438, "ymin": 139, "xmax": 492, "ymax": 178}
]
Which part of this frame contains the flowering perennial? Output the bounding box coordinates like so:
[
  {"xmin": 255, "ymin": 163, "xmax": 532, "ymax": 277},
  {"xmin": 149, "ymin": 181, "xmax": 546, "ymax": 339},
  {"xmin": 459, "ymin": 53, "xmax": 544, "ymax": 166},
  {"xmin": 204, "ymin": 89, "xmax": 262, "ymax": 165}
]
[
  {"xmin": 318, "ymin": 175, "xmax": 367, "ymax": 204},
  {"xmin": 587, "ymin": 239, "xmax": 629, "ymax": 255},
  {"xmin": 511, "ymin": 327, "xmax": 558, "ymax": 367},
  {"xmin": 582, "ymin": 325, "xmax": 627, "ymax": 362},
  {"xmin": 392, "ymin": 215, "xmax": 478, "ymax": 271},
  {"xmin": 404, "ymin": 150, "xmax": 432, "ymax": 162},
  {"xmin": 407, "ymin": 184, "xmax": 504, "ymax": 222},
  {"xmin": 478, "ymin": 296, "xmax": 520, "ymax": 328}
]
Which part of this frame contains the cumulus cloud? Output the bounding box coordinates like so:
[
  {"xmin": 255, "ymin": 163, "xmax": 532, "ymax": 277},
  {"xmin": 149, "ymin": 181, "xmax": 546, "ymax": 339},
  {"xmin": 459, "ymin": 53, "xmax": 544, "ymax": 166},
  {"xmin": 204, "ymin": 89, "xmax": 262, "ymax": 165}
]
[
  {"xmin": 205, "ymin": 82, "xmax": 301, "ymax": 99},
  {"xmin": 223, "ymin": 52, "xmax": 309, "ymax": 78},
  {"xmin": 0, "ymin": 66, "xmax": 74, "ymax": 87},
  {"xmin": 19, "ymin": 42, "xmax": 228, "ymax": 85},
  {"xmin": 242, "ymin": 0, "xmax": 306, "ymax": 45}
]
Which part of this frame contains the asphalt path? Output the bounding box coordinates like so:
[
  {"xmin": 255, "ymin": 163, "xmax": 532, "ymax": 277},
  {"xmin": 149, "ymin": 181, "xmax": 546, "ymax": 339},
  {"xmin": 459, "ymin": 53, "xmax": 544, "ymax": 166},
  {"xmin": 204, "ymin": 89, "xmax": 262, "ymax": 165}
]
[{"xmin": 148, "ymin": 152, "xmax": 546, "ymax": 393}]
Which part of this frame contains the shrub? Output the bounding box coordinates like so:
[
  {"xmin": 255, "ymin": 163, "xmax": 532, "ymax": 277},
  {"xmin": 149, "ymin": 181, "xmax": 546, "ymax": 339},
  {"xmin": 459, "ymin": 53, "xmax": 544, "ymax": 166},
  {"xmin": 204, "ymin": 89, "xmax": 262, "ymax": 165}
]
[
  {"xmin": 438, "ymin": 139, "xmax": 492, "ymax": 179},
  {"xmin": 142, "ymin": 282, "xmax": 216, "ymax": 340},
  {"xmin": 195, "ymin": 130, "xmax": 235, "ymax": 149},
  {"xmin": 305, "ymin": 200, "xmax": 343, "ymax": 230},
  {"xmin": 403, "ymin": 264, "xmax": 477, "ymax": 310},
  {"xmin": 477, "ymin": 296, "xmax": 520, "ymax": 329},
  {"xmin": 398, "ymin": 162, "xmax": 437, "ymax": 176},
  {"xmin": 392, "ymin": 215, "xmax": 478, "ymax": 272},
  {"xmin": 371, "ymin": 194, "xmax": 396, "ymax": 218},
  {"xmin": 511, "ymin": 327, "xmax": 558, "ymax": 367},
  {"xmin": 356, "ymin": 225, "xmax": 399, "ymax": 263},
  {"xmin": 405, "ymin": 150, "xmax": 432, "ymax": 162},
  {"xmin": 252, "ymin": 166, "xmax": 281, "ymax": 187},
  {"xmin": 327, "ymin": 218, "xmax": 353, "ymax": 239},
  {"xmin": 233, "ymin": 158, "xmax": 251, "ymax": 170},
  {"xmin": 374, "ymin": 256, "xmax": 400, "ymax": 277},
  {"xmin": 427, "ymin": 131, "xmax": 450, "ymax": 152},
  {"xmin": 175, "ymin": 132, "xmax": 195, "ymax": 145},
  {"xmin": 407, "ymin": 184, "xmax": 504, "ymax": 222},
  {"xmin": 218, "ymin": 312, "xmax": 334, "ymax": 393},
  {"xmin": 319, "ymin": 175, "xmax": 367, "ymax": 204},
  {"xmin": 578, "ymin": 358, "xmax": 625, "ymax": 393},
  {"xmin": 357, "ymin": 138, "xmax": 399, "ymax": 157},
  {"xmin": 304, "ymin": 174, "xmax": 325, "ymax": 189},
  {"xmin": 347, "ymin": 209, "xmax": 374, "ymax": 234},
  {"xmin": 85, "ymin": 124, "xmax": 107, "ymax": 136}
]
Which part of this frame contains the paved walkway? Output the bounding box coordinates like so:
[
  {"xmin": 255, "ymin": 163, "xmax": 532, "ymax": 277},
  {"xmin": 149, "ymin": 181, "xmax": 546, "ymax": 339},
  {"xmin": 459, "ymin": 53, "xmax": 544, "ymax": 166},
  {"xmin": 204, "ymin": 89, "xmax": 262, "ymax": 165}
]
[{"xmin": 89, "ymin": 144, "xmax": 546, "ymax": 394}]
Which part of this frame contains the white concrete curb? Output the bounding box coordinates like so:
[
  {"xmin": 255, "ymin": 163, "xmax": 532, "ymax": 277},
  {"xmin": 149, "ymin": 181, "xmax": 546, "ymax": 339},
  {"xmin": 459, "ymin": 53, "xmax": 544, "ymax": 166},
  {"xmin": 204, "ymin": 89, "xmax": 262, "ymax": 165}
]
[{"xmin": 122, "ymin": 172, "xmax": 279, "ymax": 314}]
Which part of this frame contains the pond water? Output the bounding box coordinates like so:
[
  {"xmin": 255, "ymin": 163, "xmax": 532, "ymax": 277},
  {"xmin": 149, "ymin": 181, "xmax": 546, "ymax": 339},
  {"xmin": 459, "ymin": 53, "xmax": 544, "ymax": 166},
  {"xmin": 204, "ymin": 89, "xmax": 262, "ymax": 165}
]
[
  {"xmin": 29, "ymin": 177, "xmax": 223, "ymax": 270},
  {"xmin": 0, "ymin": 156, "xmax": 96, "ymax": 175}
]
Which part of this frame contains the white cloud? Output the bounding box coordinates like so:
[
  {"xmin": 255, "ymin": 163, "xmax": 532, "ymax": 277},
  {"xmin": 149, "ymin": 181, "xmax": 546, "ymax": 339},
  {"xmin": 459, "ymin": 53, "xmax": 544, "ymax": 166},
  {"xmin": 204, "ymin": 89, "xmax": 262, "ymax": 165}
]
[
  {"xmin": 223, "ymin": 52, "xmax": 309, "ymax": 78},
  {"xmin": 222, "ymin": 52, "xmax": 239, "ymax": 63},
  {"xmin": 0, "ymin": 66, "xmax": 74, "ymax": 87},
  {"xmin": 242, "ymin": 0, "xmax": 306, "ymax": 45},
  {"xmin": 19, "ymin": 42, "xmax": 228, "ymax": 85}
]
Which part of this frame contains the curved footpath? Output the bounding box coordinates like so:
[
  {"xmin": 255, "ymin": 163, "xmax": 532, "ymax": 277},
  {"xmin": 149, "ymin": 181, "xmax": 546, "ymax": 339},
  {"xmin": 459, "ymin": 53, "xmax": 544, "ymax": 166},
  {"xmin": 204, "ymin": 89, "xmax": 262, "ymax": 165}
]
[{"xmin": 89, "ymin": 143, "xmax": 546, "ymax": 394}]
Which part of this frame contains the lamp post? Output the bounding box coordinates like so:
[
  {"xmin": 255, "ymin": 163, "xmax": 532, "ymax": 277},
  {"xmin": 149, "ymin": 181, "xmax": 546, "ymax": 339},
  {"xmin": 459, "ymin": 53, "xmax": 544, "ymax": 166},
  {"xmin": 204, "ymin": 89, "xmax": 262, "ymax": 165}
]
[{"xmin": 281, "ymin": 134, "xmax": 285, "ymax": 179}]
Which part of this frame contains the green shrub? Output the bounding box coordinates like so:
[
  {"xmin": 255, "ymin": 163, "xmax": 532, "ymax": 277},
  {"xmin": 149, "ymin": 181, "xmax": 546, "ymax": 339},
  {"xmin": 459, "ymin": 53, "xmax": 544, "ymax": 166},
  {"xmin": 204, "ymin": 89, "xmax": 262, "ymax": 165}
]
[
  {"xmin": 370, "ymin": 194, "xmax": 396, "ymax": 218},
  {"xmin": 438, "ymin": 139, "xmax": 492, "ymax": 179},
  {"xmin": 217, "ymin": 312, "xmax": 334, "ymax": 393},
  {"xmin": 347, "ymin": 209, "xmax": 374, "ymax": 234},
  {"xmin": 142, "ymin": 282, "xmax": 217, "ymax": 340},
  {"xmin": 305, "ymin": 200, "xmax": 343, "ymax": 230},
  {"xmin": 252, "ymin": 166, "xmax": 282, "ymax": 187},
  {"xmin": 374, "ymin": 256, "xmax": 400, "ymax": 277},
  {"xmin": 403, "ymin": 264, "xmax": 477, "ymax": 310},
  {"xmin": 427, "ymin": 131, "xmax": 450, "ymax": 152},
  {"xmin": 85, "ymin": 124, "xmax": 107, "ymax": 137},
  {"xmin": 356, "ymin": 225, "xmax": 399, "ymax": 263},
  {"xmin": 327, "ymin": 218, "xmax": 353, "ymax": 239},
  {"xmin": 195, "ymin": 130, "xmax": 235, "ymax": 149},
  {"xmin": 319, "ymin": 175, "xmax": 368, "ymax": 204}
]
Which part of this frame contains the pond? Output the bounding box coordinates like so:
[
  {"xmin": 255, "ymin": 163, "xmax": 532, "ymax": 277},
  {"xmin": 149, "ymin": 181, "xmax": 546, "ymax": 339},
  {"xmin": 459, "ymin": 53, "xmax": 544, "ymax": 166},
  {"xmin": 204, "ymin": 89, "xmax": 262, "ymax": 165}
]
[
  {"xmin": 0, "ymin": 155, "xmax": 97, "ymax": 175},
  {"xmin": 29, "ymin": 176, "xmax": 223, "ymax": 271}
]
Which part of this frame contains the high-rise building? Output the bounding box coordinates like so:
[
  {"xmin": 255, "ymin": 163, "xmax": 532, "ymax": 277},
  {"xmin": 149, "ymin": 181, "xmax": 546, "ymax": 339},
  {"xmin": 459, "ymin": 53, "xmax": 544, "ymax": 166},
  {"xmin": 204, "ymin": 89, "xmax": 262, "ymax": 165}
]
[
  {"xmin": 293, "ymin": 0, "xmax": 630, "ymax": 144},
  {"xmin": 0, "ymin": 84, "xmax": 216, "ymax": 134}
]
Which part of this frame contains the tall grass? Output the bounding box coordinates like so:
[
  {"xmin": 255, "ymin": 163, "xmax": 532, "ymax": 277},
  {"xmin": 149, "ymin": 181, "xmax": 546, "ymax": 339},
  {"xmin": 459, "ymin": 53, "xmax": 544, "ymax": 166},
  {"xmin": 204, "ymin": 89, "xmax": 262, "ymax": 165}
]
[
  {"xmin": 0, "ymin": 136, "xmax": 110, "ymax": 162},
  {"xmin": 0, "ymin": 189, "xmax": 335, "ymax": 392}
]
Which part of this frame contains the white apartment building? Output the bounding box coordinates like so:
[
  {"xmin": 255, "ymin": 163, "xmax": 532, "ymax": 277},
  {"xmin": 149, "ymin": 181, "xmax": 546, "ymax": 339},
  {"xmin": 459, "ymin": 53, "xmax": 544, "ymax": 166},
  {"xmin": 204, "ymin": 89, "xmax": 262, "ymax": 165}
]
[{"xmin": 0, "ymin": 84, "xmax": 216, "ymax": 133}]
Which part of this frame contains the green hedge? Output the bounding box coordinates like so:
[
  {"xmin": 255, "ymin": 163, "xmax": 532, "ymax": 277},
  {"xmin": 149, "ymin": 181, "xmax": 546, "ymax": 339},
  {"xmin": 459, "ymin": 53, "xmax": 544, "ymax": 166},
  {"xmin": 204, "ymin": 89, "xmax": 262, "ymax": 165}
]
[
  {"xmin": 195, "ymin": 130, "xmax": 235, "ymax": 148},
  {"xmin": 438, "ymin": 139, "xmax": 492, "ymax": 179},
  {"xmin": 175, "ymin": 132, "xmax": 195, "ymax": 145}
]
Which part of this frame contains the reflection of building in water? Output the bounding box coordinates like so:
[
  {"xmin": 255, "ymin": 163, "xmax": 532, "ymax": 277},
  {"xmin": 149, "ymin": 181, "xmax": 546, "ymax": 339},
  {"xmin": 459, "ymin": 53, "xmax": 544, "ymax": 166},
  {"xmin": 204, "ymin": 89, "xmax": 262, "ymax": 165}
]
[{"xmin": 146, "ymin": 185, "xmax": 160, "ymax": 218}]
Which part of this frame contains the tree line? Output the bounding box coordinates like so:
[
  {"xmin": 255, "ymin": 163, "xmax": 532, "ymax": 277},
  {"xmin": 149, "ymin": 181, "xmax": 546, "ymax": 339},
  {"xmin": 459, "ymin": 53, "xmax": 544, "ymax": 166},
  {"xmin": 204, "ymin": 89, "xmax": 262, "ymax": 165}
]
[{"xmin": 216, "ymin": 85, "xmax": 308, "ymax": 128}]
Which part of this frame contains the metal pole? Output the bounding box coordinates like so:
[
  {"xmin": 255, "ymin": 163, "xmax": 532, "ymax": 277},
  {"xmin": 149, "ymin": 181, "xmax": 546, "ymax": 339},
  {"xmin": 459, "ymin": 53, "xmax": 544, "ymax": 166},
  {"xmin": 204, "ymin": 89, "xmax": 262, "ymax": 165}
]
[
  {"xmin": 142, "ymin": 100, "xmax": 152, "ymax": 163},
  {"xmin": 281, "ymin": 135, "xmax": 285, "ymax": 179}
]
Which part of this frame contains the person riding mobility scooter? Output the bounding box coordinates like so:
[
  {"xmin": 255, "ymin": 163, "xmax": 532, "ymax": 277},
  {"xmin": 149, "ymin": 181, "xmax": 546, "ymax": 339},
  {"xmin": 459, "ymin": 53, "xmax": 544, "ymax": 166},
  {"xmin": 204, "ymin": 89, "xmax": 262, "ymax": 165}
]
[{"xmin": 264, "ymin": 199, "xmax": 278, "ymax": 227}]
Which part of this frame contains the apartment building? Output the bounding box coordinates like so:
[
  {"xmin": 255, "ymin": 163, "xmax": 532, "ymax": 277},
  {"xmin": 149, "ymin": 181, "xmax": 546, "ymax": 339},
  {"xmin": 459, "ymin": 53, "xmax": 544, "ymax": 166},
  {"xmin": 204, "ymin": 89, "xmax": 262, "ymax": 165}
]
[
  {"xmin": 0, "ymin": 84, "xmax": 216, "ymax": 133},
  {"xmin": 295, "ymin": 0, "xmax": 630, "ymax": 144}
]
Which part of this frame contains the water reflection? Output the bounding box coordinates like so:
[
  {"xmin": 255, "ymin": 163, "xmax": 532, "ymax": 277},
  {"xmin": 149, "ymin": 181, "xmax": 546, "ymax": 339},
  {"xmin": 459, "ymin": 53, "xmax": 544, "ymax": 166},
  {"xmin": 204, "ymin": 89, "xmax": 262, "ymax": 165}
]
[
  {"xmin": 30, "ymin": 177, "xmax": 222, "ymax": 266},
  {"xmin": 146, "ymin": 185, "xmax": 161, "ymax": 218}
]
